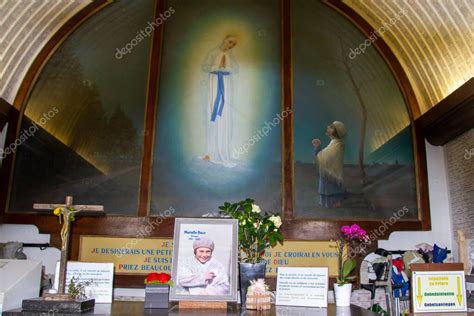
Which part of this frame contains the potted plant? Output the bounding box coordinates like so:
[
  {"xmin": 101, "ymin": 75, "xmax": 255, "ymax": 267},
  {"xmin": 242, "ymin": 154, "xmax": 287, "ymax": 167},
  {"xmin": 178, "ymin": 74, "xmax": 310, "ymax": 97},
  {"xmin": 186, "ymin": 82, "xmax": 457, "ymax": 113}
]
[
  {"xmin": 333, "ymin": 224, "xmax": 368, "ymax": 306},
  {"xmin": 144, "ymin": 272, "xmax": 172, "ymax": 309},
  {"xmin": 219, "ymin": 198, "xmax": 284, "ymax": 306},
  {"xmin": 68, "ymin": 277, "xmax": 93, "ymax": 300}
]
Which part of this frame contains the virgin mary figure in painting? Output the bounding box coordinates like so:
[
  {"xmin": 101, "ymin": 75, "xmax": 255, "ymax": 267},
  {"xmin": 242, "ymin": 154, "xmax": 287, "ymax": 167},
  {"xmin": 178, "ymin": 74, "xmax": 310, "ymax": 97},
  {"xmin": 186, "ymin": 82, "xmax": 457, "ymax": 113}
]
[
  {"xmin": 201, "ymin": 35, "xmax": 239, "ymax": 168},
  {"xmin": 312, "ymin": 121, "xmax": 346, "ymax": 208}
]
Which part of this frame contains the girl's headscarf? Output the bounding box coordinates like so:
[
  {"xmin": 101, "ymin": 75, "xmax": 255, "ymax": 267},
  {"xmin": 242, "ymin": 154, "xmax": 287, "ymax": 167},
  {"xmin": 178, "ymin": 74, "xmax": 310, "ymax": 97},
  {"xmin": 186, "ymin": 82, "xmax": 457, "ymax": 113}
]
[{"xmin": 316, "ymin": 121, "xmax": 346, "ymax": 184}]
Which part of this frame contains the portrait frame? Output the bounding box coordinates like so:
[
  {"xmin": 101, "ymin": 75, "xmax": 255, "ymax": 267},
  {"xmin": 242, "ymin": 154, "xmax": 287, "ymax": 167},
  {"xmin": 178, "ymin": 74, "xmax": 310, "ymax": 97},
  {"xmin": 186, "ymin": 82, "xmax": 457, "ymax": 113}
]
[{"xmin": 170, "ymin": 218, "xmax": 239, "ymax": 302}]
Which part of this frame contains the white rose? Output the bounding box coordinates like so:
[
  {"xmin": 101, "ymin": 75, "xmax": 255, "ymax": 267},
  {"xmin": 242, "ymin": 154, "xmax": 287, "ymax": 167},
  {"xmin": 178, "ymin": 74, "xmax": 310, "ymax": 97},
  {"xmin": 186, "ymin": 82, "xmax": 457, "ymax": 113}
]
[
  {"xmin": 251, "ymin": 204, "xmax": 262, "ymax": 213},
  {"xmin": 269, "ymin": 215, "xmax": 282, "ymax": 228}
]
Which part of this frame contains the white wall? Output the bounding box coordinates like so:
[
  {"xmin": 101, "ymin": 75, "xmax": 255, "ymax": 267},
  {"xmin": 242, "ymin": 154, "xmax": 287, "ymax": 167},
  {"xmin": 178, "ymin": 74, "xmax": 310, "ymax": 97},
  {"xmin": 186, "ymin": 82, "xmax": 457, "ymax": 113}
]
[{"xmin": 379, "ymin": 140, "xmax": 454, "ymax": 254}]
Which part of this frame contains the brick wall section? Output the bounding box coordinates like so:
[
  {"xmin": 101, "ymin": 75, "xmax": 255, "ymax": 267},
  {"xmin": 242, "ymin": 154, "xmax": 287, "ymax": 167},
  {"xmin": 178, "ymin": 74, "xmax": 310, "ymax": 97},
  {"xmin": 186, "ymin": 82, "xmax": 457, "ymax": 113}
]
[{"xmin": 445, "ymin": 129, "xmax": 474, "ymax": 242}]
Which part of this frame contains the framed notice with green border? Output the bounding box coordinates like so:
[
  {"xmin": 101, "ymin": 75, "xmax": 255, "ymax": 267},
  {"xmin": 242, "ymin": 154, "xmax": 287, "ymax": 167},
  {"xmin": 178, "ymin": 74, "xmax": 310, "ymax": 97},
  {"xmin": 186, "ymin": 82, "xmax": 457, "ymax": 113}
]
[{"xmin": 412, "ymin": 270, "xmax": 467, "ymax": 313}]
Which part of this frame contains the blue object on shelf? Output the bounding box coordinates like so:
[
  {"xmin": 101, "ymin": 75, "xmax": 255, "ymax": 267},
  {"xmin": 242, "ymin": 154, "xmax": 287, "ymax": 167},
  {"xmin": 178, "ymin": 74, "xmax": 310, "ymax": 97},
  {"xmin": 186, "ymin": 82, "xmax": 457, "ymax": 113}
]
[{"xmin": 433, "ymin": 244, "xmax": 447, "ymax": 263}]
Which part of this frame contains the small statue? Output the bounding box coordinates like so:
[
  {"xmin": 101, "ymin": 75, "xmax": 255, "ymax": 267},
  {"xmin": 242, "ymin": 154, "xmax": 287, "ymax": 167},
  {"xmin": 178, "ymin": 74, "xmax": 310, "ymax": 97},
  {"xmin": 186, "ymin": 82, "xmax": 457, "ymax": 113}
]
[{"xmin": 53, "ymin": 206, "xmax": 82, "ymax": 252}]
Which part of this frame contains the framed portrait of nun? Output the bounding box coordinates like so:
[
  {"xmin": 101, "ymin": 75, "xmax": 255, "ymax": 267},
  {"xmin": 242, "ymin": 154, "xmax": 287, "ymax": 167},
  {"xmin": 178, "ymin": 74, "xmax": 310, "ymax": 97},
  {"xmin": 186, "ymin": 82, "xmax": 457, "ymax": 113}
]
[{"xmin": 170, "ymin": 218, "xmax": 239, "ymax": 302}]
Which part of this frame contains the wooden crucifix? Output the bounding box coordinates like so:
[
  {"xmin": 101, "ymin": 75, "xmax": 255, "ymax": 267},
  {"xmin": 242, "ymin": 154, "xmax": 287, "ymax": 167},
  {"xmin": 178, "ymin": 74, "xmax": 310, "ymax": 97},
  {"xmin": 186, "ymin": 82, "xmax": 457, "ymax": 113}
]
[{"xmin": 33, "ymin": 196, "xmax": 104, "ymax": 300}]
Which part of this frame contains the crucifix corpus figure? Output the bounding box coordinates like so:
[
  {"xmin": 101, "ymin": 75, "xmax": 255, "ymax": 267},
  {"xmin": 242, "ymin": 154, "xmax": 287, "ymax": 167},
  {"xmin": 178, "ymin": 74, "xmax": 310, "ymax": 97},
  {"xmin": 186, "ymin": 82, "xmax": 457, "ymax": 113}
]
[{"xmin": 33, "ymin": 196, "xmax": 104, "ymax": 301}]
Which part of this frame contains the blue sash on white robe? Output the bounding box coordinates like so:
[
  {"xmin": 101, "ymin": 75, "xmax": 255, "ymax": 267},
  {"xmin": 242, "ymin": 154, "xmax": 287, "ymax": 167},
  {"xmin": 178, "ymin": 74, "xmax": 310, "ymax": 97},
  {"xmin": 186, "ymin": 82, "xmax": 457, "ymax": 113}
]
[{"xmin": 210, "ymin": 70, "xmax": 230, "ymax": 122}]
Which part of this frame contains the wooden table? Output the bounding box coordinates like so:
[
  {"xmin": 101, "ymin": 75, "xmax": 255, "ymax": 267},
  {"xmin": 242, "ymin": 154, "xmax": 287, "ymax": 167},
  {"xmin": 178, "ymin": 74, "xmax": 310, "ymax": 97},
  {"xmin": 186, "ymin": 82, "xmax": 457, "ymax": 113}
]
[{"xmin": 4, "ymin": 302, "xmax": 380, "ymax": 315}]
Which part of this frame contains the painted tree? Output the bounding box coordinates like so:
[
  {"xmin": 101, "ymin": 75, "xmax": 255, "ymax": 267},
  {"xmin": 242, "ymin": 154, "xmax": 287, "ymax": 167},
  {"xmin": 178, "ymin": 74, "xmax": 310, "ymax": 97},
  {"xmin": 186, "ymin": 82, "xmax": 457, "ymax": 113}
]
[{"xmin": 336, "ymin": 37, "xmax": 368, "ymax": 184}]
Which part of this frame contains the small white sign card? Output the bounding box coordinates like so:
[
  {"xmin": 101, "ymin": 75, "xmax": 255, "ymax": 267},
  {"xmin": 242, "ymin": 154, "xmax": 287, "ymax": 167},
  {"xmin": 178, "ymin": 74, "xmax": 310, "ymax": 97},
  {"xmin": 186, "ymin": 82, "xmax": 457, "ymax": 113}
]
[
  {"xmin": 54, "ymin": 261, "xmax": 114, "ymax": 303},
  {"xmin": 276, "ymin": 267, "xmax": 329, "ymax": 308}
]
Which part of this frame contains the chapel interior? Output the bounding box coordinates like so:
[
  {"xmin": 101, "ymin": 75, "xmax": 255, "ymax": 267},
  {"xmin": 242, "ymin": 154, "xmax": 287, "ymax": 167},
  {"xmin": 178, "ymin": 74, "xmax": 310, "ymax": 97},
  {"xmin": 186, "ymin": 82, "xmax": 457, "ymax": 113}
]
[{"xmin": 0, "ymin": 0, "xmax": 473, "ymax": 315}]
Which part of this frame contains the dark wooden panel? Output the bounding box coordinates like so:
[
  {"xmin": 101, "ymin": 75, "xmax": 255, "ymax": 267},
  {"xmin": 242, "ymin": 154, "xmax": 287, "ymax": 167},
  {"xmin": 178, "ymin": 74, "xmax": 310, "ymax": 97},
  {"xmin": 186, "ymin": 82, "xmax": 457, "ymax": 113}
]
[
  {"xmin": 4, "ymin": 214, "xmax": 423, "ymax": 243},
  {"xmin": 0, "ymin": 105, "xmax": 19, "ymax": 221},
  {"xmin": 413, "ymin": 123, "xmax": 431, "ymax": 230},
  {"xmin": 281, "ymin": 0, "xmax": 293, "ymax": 220},
  {"xmin": 3, "ymin": 214, "xmax": 423, "ymax": 240},
  {"xmin": 415, "ymin": 78, "xmax": 474, "ymax": 146},
  {"xmin": 0, "ymin": 98, "xmax": 12, "ymax": 218},
  {"xmin": 411, "ymin": 263, "xmax": 464, "ymax": 272},
  {"xmin": 0, "ymin": 98, "xmax": 11, "ymax": 130},
  {"xmin": 3, "ymin": 301, "xmax": 384, "ymax": 314},
  {"xmin": 137, "ymin": 0, "xmax": 165, "ymax": 217}
]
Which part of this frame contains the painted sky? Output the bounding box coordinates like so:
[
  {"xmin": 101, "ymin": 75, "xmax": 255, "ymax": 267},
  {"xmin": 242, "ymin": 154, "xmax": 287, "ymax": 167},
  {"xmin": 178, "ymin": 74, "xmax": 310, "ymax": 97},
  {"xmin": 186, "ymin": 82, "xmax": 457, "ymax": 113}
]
[{"xmin": 292, "ymin": 1, "xmax": 413, "ymax": 165}]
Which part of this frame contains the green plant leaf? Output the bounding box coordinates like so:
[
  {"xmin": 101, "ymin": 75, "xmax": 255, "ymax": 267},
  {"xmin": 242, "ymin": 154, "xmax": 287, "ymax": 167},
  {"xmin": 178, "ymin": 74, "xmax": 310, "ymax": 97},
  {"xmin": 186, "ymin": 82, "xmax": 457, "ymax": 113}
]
[
  {"xmin": 243, "ymin": 204, "xmax": 252, "ymax": 213},
  {"xmin": 219, "ymin": 199, "xmax": 284, "ymax": 263},
  {"xmin": 342, "ymin": 258, "xmax": 356, "ymax": 279}
]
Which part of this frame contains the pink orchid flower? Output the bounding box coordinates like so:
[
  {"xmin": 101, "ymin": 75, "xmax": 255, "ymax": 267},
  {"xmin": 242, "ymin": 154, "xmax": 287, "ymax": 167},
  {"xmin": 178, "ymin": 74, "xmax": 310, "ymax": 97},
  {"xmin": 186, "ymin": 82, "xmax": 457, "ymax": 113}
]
[
  {"xmin": 341, "ymin": 225, "xmax": 351, "ymax": 235},
  {"xmin": 350, "ymin": 224, "xmax": 361, "ymax": 234}
]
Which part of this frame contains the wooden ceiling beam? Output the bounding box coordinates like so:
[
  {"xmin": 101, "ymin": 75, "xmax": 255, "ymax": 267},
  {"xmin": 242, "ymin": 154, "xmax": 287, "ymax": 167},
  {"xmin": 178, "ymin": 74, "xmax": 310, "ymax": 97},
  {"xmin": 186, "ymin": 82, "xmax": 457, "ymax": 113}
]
[
  {"xmin": 415, "ymin": 78, "xmax": 474, "ymax": 146},
  {"xmin": 0, "ymin": 98, "xmax": 12, "ymax": 131}
]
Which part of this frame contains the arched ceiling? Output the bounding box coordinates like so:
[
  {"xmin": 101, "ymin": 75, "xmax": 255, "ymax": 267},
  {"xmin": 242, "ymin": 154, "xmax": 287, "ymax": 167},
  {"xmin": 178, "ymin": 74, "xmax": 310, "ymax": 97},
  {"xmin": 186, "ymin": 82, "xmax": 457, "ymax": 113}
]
[
  {"xmin": 1, "ymin": 0, "xmax": 473, "ymax": 115},
  {"xmin": 0, "ymin": 0, "xmax": 92, "ymax": 105},
  {"xmin": 343, "ymin": 0, "xmax": 474, "ymax": 114}
]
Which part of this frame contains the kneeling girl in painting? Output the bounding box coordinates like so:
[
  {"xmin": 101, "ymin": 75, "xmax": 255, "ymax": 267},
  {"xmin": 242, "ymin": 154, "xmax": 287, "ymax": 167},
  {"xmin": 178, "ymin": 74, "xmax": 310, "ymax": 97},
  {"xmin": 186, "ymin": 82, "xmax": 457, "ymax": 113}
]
[
  {"xmin": 312, "ymin": 121, "xmax": 346, "ymax": 208},
  {"xmin": 177, "ymin": 237, "xmax": 230, "ymax": 295}
]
